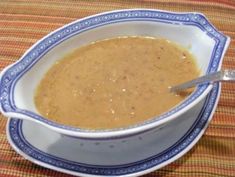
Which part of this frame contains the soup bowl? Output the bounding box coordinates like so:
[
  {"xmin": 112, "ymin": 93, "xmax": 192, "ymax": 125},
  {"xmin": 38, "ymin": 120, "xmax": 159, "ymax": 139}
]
[{"xmin": 0, "ymin": 9, "xmax": 230, "ymax": 139}]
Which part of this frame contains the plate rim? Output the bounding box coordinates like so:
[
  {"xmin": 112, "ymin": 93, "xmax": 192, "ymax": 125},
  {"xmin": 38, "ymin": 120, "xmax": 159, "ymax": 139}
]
[{"xmin": 6, "ymin": 83, "xmax": 221, "ymax": 177}]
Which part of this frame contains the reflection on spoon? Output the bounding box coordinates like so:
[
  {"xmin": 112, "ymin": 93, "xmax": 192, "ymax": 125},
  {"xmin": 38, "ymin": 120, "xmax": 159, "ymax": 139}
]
[{"xmin": 169, "ymin": 70, "xmax": 235, "ymax": 92}]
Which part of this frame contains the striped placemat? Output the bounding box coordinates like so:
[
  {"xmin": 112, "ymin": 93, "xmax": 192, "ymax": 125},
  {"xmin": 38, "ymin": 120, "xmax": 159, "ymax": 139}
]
[{"xmin": 0, "ymin": 0, "xmax": 234, "ymax": 176}]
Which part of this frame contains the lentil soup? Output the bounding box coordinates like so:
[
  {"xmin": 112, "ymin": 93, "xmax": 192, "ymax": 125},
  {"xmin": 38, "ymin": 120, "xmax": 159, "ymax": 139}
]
[{"xmin": 34, "ymin": 36, "xmax": 200, "ymax": 129}]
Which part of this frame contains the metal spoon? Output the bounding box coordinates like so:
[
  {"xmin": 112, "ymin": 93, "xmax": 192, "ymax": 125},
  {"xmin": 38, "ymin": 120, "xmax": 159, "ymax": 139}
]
[{"xmin": 169, "ymin": 70, "xmax": 235, "ymax": 92}]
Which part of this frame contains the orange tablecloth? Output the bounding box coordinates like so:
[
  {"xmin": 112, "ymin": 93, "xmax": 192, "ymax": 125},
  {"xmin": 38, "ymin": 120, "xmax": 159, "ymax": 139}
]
[{"xmin": 0, "ymin": 1, "xmax": 235, "ymax": 176}]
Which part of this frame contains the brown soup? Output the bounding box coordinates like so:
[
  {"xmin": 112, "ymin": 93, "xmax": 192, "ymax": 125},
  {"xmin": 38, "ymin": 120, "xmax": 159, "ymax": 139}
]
[{"xmin": 34, "ymin": 36, "xmax": 200, "ymax": 129}]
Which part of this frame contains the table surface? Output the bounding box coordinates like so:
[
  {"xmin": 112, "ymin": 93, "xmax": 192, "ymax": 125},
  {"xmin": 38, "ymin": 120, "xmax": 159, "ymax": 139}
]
[{"xmin": 0, "ymin": 0, "xmax": 235, "ymax": 177}]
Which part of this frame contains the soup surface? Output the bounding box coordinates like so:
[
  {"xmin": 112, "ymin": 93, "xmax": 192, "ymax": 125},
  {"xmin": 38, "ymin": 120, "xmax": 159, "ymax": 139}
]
[{"xmin": 35, "ymin": 36, "xmax": 199, "ymax": 129}]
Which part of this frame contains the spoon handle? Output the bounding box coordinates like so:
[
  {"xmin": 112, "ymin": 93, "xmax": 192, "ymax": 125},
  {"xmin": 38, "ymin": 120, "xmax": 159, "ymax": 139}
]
[{"xmin": 170, "ymin": 70, "xmax": 235, "ymax": 92}]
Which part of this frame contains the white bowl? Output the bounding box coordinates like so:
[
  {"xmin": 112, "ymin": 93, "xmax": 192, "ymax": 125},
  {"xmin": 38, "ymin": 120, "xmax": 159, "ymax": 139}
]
[{"xmin": 0, "ymin": 9, "xmax": 230, "ymax": 139}]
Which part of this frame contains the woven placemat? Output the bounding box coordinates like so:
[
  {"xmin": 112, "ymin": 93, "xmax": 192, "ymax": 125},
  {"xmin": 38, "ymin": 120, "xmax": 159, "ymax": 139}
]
[{"xmin": 0, "ymin": 0, "xmax": 235, "ymax": 176}]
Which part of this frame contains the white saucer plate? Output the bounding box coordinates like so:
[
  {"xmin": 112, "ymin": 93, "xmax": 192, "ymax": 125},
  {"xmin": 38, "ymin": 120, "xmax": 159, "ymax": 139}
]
[{"xmin": 7, "ymin": 83, "xmax": 220, "ymax": 177}]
